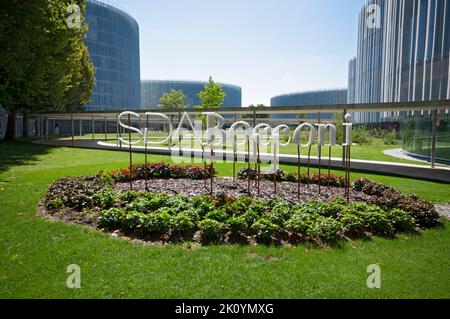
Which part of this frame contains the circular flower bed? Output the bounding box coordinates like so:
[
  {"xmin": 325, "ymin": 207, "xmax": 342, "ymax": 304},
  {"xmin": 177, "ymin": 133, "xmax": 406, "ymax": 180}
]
[{"xmin": 40, "ymin": 163, "xmax": 442, "ymax": 247}]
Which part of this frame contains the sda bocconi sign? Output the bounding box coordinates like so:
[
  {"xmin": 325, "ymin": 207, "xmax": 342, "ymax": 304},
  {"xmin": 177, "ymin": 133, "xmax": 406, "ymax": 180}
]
[
  {"xmin": 117, "ymin": 111, "xmax": 354, "ymax": 200},
  {"xmin": 117, "ymin": 111, "xmax": 353, "ymax": 157}
]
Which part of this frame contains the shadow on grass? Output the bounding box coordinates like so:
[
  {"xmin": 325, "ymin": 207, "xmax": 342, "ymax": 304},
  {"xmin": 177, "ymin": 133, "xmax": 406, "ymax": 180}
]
[{"xmin": 0, "ymin": 139, "xmax": 54, "ymax": 174}]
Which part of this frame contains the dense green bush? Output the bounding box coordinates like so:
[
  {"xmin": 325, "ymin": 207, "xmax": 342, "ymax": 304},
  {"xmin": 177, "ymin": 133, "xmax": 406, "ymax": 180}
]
[
  {"xmin": 47, "ymin": 174, "xmax": 441, "ymax": 247},
  {"xmin": 307, "ymin": 217, "xmax": 342, "ymax": 245},
  {"xmin": 143, "ymin": 210, "xmax": 172, "ymax": 234},
  {"xmin": 171, "ymin": 213, "xmax": 196, "ymax": 234},
  {"xmin": 93, "ymin": 188, "xmax": 117, "ymax": 209},
  {"xmin": 353, "ymin": 127, "xmax": 373, "ymax": 145},
  {"xmin": 251, "ymin": 218, "xmax": 280, "ymax": 241},
  {"xmin": 227, "ymin": 216, "xmax": 248, "ymax": 233},
  {"xmin": 97, "ymin": 207, "xmax": 125, "ymax": 229},
  {"xmin": 199, "ymin": 219, "xmax": 225, "ymax": 241},
  {"xmin": 338, "ymin": 213, "xmax": 366, "ymax": 238},
  {"xmin": 284, "ymin": 212, "xmax": 316, "ymax": 236}
]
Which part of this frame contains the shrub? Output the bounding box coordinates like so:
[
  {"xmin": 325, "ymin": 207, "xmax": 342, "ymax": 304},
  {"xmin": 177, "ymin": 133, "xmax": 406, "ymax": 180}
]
[
  {"xmin": 119, "ymin": 190, "xmax": 141, "ymax": 204},
  {"xmin": 122, "ymin": 211, "xmax": 145, "ymax": 233},
  {"xmin": 386, "ymin": 209, "xmax": 417, "ymax": 233},
  {"xmin": 363, "ymin": 211, "xmax": 394, "ymax": 237},
  {"xmin": 237, "ymin": 168, "xmax": 348, "ymax": 187},
  {"xmin": 307, "ymin": 217, "xmax": 342, "ymax": 245},
  {"xmin": 171, "ymin": 213, "xmax": 196, "ymax": 234},
  {"xmin": 284, "ymin": 172, "xmax": 298, "ymax": 182},
  {"xmin": 221, "ymin": 196, "xmax": 253, "ymax": 215},
  {"xmin": 45, "ymin": 176, "xmax": 102, "ymax": 211},
  {"xmin": 127, "ymin": 197, "xmax": 152, "ymax": 213},
  {"xmin": 93, "ymin": 188, "xmax": 117, "ymax": 209},
  {"xmin": 353, "ymin": 127, "xmax": 373, "ymax": 145},
  {"xmin": 180, "ymin": 208, "xmax": 201, "ymax": 222},
  {"xmin": 192, "ymin": 196, "xmax": 215, "ymax": 216},
  {"xmin": 284, "ymin": 213, "xmax": 315, "ymax": 236},
  {"xmin": 383, "ymin": 130, "xmax": 398, "ymax": 145},
  {"xmin": 108, "ymin": 163, "xmax": 217, "ymax": 182},
  {"xmin": 227, "ymin": 216, "xmax": 248, "ymax": 233},
  {"xmin": 268, "ymin": 202, "xmax": 291, "ymax": 226},
  {"xmin": 213, "ymin": 194, "xmax": 239, "ymax": 207},
  {"xmin": 237, "ymin": 168, "xmax": 257, "ymax": 180},
  {"xmin": 199, "ymin": 219, "xmax": 225, "ymax": 241},
  {"xmin": 142, "ymin": 211, "xmax": 172, "ymax": 234},
  {"xmin": 98, "ymin": 208, "xmax": 125, "ymax": 229},
  {"xmin": 205, "ymin": 209, "xmax": 229, "ymax": 222},
  {"xmin": 251, "ymin": 218, "xmax": 280, "ymax": 241},
  {"xmin": 338, "ymin": 213, "xmax": 366, "ymax": 238},
  {"xmin": 46, "ymin": 197, "xmax": 64, "ymax": 211},
  {"xmin": 241, "ymin": 210, "xmax": 261, "ymax": 227},
  {"xmin": 352, "ymin": 178, "xmax": 371, "ymax": 191},
  {"xmin": 356, "ymin": 179, "xmax": 441, "ymax": 228},
  {"xmin": 248, "ymin": 200, "xmax": 268, "ymax": 215}
]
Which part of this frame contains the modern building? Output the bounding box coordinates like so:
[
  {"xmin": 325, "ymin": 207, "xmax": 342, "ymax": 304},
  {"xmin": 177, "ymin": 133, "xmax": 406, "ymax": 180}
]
[
  {"xmin": 84, "ymin": 0, "xmax": 141, "ymax": 110},
  {"xmin": 348, "ymin": 0, "xmax": 450, "ymax": 112},
  {"xmin": 270, "ymin": 89, "xmax": 348, "ymax": 121},
  {"xmin": 347, "ymin": 0, "xmax": 450, "ymax": 162},
  {"xmin": 141, "ymin": 80, "xmax": 242, "ymax": 109}
]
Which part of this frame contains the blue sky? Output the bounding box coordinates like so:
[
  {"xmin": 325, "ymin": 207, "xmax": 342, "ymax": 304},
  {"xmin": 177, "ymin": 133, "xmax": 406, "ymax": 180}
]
[{"xmin": 106, "ymin": 0, "xmax": 364, "ymax": 106}]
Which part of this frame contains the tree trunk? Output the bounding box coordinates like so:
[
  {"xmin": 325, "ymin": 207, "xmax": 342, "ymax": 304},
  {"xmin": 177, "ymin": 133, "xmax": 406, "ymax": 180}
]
[
  {"xmin": 4, "ymin": 108, "xmax": 17, "ymax": 141},
  {"xmin": 22, "ymin": 110, "xmax": 29, "ymax": 138}
]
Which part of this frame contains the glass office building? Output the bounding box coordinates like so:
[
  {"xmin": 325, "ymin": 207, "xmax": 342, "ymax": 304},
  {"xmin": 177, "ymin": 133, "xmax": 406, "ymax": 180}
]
[
  {"xmin": 141, "ymin": 80, "xmax": 242, "ymax": 109},
  {"xmin": 270, "ymin": 89, "xmax": 348, "ymax": 121},
  {"xmin": 348, "ymin": 0, "xmax": 449, "ymax": 109},
  {"xmin": 85, "ymin": 0, "xmax": 141, "ymax": 110},
  {"xmin": 348, "ymin": 0, "xmax": 450, "ymax": 162}
]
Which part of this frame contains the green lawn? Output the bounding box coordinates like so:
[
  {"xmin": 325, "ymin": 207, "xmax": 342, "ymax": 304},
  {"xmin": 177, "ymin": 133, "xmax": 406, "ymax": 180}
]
[
  {"xmin": 0, "ymin": 140, "xmax": 449, "ymax": 298},
  {"xmin": 57, "ymin": 133, "xmax": 434, "ymax": 166}
]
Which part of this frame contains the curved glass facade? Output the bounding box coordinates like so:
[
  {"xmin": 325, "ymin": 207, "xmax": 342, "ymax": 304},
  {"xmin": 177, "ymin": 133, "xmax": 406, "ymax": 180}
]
[
  {"xmin": 270, "ymin": 89, "xmax": 348, "ymax": 120},
  {"xmin": 349, "ymin": 0, "xmax": 450, "ymax": 118},
  {"xmin": 141, "ymin": 80, "xmax": 242, "ymax": 109},
  {"xmin": 348, "ymin": 0, "xmax": 450, "ymax": 161},
  {"xmin": 85, "ymin": 0, "xmax": 141, "ymax": 110},
  {"xmin": 402, "ymin": 111, "xmax": 450, "ymax": 164}
]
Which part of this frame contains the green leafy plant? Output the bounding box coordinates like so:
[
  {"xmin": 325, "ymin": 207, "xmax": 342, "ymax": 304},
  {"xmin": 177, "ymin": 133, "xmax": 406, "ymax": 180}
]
[
  {"xmin": 251, "ymin": 218, "xmax": 280, "ymax": 241},
  {"xmin": 199, "ymin": 219, "xmax": 225, "ymax": 242},
  {"xmin": 227, "ymin": 216, "xmax": 248, "ymax": 233},
  {"xmin": 307, "ymin": 217, "xmax": 342, "ymax": 245},
  {"xmin": 93, "ymin": 188, "xmax": 117, "ymax": 209},
  {"xmin": 98, "ymin": 208, "xmax": 126, "ymax": 229}
]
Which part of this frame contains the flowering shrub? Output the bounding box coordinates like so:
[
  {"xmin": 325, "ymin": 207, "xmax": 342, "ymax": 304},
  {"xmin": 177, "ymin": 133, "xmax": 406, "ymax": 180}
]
[
  {"xmin": 237, "ymin": 168, "xmax": 346, "ymax": 187},
  {"xmin": 107, "ymin": 162, "xmax": 217, "ymax": 182}
]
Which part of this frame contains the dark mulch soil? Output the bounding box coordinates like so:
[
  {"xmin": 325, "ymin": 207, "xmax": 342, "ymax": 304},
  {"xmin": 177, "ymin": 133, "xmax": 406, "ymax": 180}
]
[{"xmin": 115, "ymin": 177, "xmax": 371, "ymax": 203}]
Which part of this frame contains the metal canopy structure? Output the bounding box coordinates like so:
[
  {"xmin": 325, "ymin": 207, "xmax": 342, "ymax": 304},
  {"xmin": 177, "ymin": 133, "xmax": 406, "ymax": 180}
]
[
  {"xmin": 28, "ymin": 100, "xmax": 450, "ymax": 169},
  {"xmin": 32, "ymin": 99, "xmax": 450, "ymax": 118}
]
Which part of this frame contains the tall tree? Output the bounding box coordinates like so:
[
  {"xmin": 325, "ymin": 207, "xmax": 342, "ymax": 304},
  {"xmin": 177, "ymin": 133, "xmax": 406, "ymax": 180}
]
[
  {"xmin": 158, "ymin": 89, "xmax": 187, "ymax": 109},
  {"xmin": 0, "ymin": 0, "xmax": 95, "ymax": 140},
  {"xmin": 197, "ymin": 76, "xmax": 227, "ymax": 109}
]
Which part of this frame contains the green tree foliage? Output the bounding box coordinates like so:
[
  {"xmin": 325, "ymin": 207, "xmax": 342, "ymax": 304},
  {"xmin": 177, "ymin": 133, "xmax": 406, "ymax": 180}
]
[
  {"xmin": 197, "ymin": 76, "xmax": 227, "ymax": 109},
  {"xmin": 158, "ymin": 89, "xmax": 187, "ymax": 109},
  {"xmin": 0, "ymin": 0, "xmax": 95, "ymax": 139}
]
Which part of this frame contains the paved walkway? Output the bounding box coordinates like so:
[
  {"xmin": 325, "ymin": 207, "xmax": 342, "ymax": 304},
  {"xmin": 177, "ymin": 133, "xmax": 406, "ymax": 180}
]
[
  {"xmin": 383, "ymin": 148, "xmax": 429, "ymax": 163},
  {"xmin": 34, "ymin": 139, "xmax": 450, "ymax": 183}
]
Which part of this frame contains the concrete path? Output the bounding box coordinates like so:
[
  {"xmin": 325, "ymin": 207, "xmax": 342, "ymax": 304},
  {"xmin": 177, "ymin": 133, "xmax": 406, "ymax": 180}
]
[
  {"xmin": 384, "ymin": 148, "xmax": 429, "ymax": 163},
  {"xmin": 33, "ymin": 139, "xmax": 450, "ymax": 183}
]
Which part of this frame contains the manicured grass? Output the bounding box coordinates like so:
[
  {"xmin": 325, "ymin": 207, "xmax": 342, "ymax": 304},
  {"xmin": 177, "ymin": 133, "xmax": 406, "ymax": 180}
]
[
  {"xmin": 0, "ymin": 140, "xmax": 449, "ymax": 298},
  {"xmin": 59, "ymin": 133, "xmax": 433, "ymax": 166}
]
